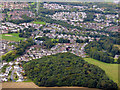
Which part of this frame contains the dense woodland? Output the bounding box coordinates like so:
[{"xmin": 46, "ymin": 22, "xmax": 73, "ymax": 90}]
[
  {"xmin": 85, "ymin": 37, "xmax": 120, "ymax": 64},
  {"xmin": 8, "ymin": 14, "xmax": 34, "ymax": 24},
  {"xmin": 23, "ymin": 53, "xmax": 118, "ymax": 89}
]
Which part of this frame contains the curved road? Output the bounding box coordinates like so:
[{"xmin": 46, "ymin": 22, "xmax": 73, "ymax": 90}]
[{"xmin": 11, "ymin": 70, "xmax": 16, "ymax": 82}]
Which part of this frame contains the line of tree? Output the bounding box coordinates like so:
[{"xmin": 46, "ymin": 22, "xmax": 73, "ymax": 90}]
[
  {"xmin": 36, "ymin": 36, "xmax": 70, "ymax": 49},
  {"xmin": 8, "ymin": 14, "xmax": 34, "ymax": 24},
  {"xmin": 76, "ymin": 38, "xmax": 89, "ymax": 43},
  {"xmin": 85, "ymin": 37, "xmax": 120, "ymax": 64}
]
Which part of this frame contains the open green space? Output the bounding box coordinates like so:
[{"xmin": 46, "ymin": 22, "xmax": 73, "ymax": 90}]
[
  {"xmin": 84, "ymin": 58, "xmax": 119, "ymax": 87},
  {"xmin": 0, "ymin": 33, "xmax": 25, "ymax": 41},
  {"xmin": 14, "ymin": 73, "xmax": 19, "ymax": 81},
  {"xmin": 23, "ymin": 79, "xmax": 32, "ymax": 82},
  {"xmin": 51, "ymin": 38, "xmax": 59, "ymax": 42},
  {"xmin": 31, "ymin": 2, "xmax": 35, "ymax": 5},
  {"xmin": 33, "ymin": 21, "xmax": 46, "ymax": 25},
  {"xmin": 114, "ymin": 44, "xmax": 120, "ymax": 50}
]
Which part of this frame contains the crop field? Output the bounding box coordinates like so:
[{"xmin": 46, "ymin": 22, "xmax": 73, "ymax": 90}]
[
  {"xmin": 2, "ymin": 82, "xmax": 100, "ymax": 90},
  {"xmin": 0, "ymin": 33, "xmax": 25, "ymax": 41},
  {"xmin": 2, "ymin": 82, "xmax": 39, "ymax": 88},
  {"xmin": 84, "ymin": 58, "xmax": 120, "ymax": 87}
]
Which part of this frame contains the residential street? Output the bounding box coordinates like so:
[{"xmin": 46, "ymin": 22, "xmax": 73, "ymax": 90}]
[{"xmin": 11, "ymin": 69, "xmax": 15, "ymax": 82}]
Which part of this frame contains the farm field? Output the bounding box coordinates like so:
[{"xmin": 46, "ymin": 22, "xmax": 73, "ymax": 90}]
[
  {"xmin": 84, "ymin": 58, "xmax": 120, "ymax": 87},
  {"xmin": 33, "ymin": 21, "xmax": 46, "ymax": 25},
  {"xmin": 2, "ymin": 82, "xmax": 100, "ymax": 90},
  {"xmin": 0, "ymin": 33, "xmax": 25, "ymax": 41},
  {"xmin": 2, "ymin": 82, "xmax": 39, "ymax": 88}
]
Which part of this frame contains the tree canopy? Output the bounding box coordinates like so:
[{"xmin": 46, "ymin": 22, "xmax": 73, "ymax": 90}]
[
  {"xmin": 23, "ymin": 53, "xmax": 118, "ymax": 89},
  {"xmin": 85, "ymin": 37, "xmax": 120, "ymax": 63}
]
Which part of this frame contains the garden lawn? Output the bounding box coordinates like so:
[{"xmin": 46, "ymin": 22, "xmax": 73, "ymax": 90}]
[
  {"xmin": 84, "ymin": 58, "xmax": 120, "ymax": 87},
  {"xmin": 23, "ymin": 79, "xmax": 32, "ymax": 82},
  {"xmin": 0, "ymin": 33, "xmax": 25, "ymax": 41}
]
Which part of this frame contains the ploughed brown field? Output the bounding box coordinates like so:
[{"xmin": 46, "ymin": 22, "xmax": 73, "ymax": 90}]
[
  {"xmin": 2, "ymin": 82, "xmax": 39, "ymax": 88},
  {"xmin": 2, "ymin": 82, "xmax": 100, "ymax": 90}
]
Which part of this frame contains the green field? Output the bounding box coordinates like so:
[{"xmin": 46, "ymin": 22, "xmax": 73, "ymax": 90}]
[
  {"xmin": 84, "ymin": 58, "xmax": 120, "ymax": 87},
  {"xmin": 23, "ymin": 79, "xmax": 32, "ymax": 82},
  {"xmin": 114, "ymin": 44, "xmax": 120, "ymax": 50},
  {"xmin": 0, "ymin": 33, "xmax": 25, "ymax": 41},
  {"xmin": 51, "ymin": 39, "xmax": 59, "ymax": 42},
  {"xmin": 33, "ymin": 21, "xmax": 46, "ymax": 25}
]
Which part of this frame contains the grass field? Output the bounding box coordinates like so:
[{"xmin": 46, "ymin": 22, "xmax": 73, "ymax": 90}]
[
  {"xmin": 33, "ymin": 21, "xmax": 46, "ymax": 25},
  {"xmin": 23, "ymin": 79, "xmax": 32, "ymax": 82},
  {"xmin": 114, "ymin": 44, "xmax": 120, "ymax": 50},
  {"xmin": 0, "ymin": 33, "xmax": 25, "ymax": 41},
  {"xmin": 84, "ymin": 58, "xmax": 120, "ymax": 87},
  {"xmin": 51, "ymin": 39, "xmax": 59, "ymax": 42}
]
